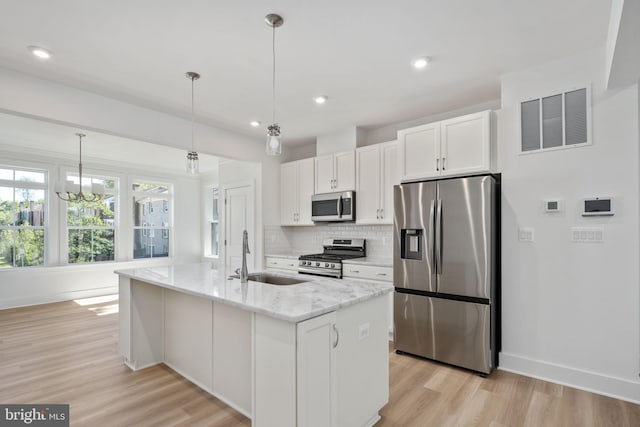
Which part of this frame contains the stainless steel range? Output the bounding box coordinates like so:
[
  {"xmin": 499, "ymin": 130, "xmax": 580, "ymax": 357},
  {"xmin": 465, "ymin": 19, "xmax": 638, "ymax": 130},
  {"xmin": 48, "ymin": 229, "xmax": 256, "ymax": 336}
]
[{"xmin": 298, "ymin": 239, "xmax": 366, "ymax": 278}]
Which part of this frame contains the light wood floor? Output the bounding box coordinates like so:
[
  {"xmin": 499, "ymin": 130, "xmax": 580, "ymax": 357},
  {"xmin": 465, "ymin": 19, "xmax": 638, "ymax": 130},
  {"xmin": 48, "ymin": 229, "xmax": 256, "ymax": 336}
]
[{"xmin": 1, "ymin": 298, "xmax": 637, "ymax": 427}]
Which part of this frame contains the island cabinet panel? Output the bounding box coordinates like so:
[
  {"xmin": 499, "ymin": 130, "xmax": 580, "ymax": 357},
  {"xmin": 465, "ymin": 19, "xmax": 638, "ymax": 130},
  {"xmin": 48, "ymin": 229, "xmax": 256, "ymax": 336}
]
[
  {"xmin": 212, "ymin": 302, "xmax": 252, "ymax": 417},
  {"xmin": 164, "ymin": 289, "xmax": 213, "ymax": 391},
  {"xmin": 335, "ymin": 295, "xmax": 389, "ymax": 427},
  {"xmin": 296, "ymin": 311, "xmax": 338, "ymax": 427},
  {"xmin": 121, "ymin": 278, "xmax": 164, "ymax": 370},
  {"xmin": 254, "ymin": 314, "xmax": 297, "ymax": 427}
]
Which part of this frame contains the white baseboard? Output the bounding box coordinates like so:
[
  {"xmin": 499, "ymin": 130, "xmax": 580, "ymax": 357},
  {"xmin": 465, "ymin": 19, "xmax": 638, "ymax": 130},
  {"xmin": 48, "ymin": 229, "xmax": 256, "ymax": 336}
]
[
  {"xmin": 499, "ymin": 352, "xmax": 640, "ymax": 404},
  {"xmin": 0, "ymin": 286, "xmax": 118, "ymax": 309}
]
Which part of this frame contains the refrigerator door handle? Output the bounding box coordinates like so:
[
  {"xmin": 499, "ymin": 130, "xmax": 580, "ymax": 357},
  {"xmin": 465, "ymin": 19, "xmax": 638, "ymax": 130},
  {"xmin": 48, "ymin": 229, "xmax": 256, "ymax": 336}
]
[
  {"xmin": 429, "ymin": 199, "xmax": 436, "ymax": 267},
  {"xmin": 435, "ymin": 199, "xmax": 443, "ymax": 274}
]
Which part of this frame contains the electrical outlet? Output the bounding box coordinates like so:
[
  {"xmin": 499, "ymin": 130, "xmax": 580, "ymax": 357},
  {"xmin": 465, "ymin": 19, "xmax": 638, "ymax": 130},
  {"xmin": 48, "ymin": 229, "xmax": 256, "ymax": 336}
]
[
  {"xmin": 518, "ymin": 227, "xmax": 534, "ymax": 242},
  {"xmin": 358, "ymin": 322, "xmax": 370, "ymax": 340},
  {"xmin": 571, "ymin": 227, "xmax": 604, "ymax": 243}
]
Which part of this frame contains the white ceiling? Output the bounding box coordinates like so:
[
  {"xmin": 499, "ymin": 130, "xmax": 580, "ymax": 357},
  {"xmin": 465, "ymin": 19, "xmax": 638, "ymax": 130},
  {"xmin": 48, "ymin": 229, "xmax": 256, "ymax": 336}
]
[
  {"xmin": 0, "ymin": 113, "xmax": 220, "ymax": 175},
  {"xmin": 0, "ymin": 0, "xmax": 612, "ymax": 146}
]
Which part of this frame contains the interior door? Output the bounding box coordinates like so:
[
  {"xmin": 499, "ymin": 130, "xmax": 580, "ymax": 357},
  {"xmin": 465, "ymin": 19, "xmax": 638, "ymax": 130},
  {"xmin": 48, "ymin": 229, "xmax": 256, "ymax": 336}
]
[
  {"xmin": 436, "ymin": 176, "xmax": 494, "ymax": 299},
  {"xmin": 225, "ymin": 185, "xmax": 254, "ymax": 273}
]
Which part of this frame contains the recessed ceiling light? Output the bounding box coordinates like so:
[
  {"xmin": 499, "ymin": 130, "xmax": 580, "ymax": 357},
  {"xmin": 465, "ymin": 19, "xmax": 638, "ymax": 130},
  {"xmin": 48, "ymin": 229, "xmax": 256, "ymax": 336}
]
[
  {"xmin": 250, "ymin": 121, "xmax": 261, "ymax": 127},
  {"xmin": 412, "ymin": 56, "xmax": 430, "ymax": 69},
  {"xmin": 28, "ymin": 45, "xmax": 52, "ymax": 60},
  {"xmin": 314, "ymin": 96, "xmax": 328, "ymax": 105}
]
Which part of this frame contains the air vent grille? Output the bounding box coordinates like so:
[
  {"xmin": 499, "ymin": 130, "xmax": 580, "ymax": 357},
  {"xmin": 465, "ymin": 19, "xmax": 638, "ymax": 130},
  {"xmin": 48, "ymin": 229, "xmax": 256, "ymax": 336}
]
[{"xmin": 520, "ymin": 86, "xmax": 590, "ymax": 153}]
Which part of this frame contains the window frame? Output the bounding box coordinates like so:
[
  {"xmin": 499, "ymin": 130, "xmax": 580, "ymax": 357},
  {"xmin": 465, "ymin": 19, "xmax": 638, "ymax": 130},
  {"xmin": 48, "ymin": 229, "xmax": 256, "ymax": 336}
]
[
  {"xmin": 62, "ymin": 169, "xmax": 119, "ymax": 265},
  {"xmin": 0, "ymin": 164, "xmax": 48, "ymax": 269},
  {"xmin": 131, "ymin": 179, "xmax": 173, "ymax": 260}
]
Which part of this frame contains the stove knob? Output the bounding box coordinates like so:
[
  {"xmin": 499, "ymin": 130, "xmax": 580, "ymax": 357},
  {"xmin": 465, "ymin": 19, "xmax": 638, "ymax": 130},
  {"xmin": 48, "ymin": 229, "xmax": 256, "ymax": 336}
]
[
  {"xmin": 316, "ymin": 262, "xmax": 320, "ymax": 267},
  {"xmin": 325, "ymin": 263, "xmax": 329, "ymax": 268},
  {"xmin": 330, "ymin": 263, "xmax": 335, "ymax": 268}
]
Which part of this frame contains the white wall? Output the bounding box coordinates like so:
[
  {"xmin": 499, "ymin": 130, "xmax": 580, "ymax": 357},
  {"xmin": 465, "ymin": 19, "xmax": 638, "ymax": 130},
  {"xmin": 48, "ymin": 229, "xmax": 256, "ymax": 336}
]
[
  {"xmin": 0, "ymin": 148, "xmax": 202, "ymax": 308},
  {"xmin": 499, "ymin": 47, "xmax": 640, "ymax": 402}
]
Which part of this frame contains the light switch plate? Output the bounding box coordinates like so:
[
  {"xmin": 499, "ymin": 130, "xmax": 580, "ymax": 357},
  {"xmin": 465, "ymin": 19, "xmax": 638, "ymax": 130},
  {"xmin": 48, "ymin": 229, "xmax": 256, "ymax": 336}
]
[
  {"xmin": 571, "ymin": 227, "xmax": 604, "ymax": 243},
  {"xmin": 518, "ymin": 227, "xmax": 534, "ymax": 242}
]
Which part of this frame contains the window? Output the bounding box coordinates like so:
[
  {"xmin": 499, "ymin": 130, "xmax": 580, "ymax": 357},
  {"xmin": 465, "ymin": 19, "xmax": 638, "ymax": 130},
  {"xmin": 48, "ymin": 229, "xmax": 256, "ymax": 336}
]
[
  {"xmin": 66, "ymin": 175, "xmax": 117, "ymax": 264},
  {"xmin": 520, "ymin": 87, "xmax": 590, "ymax": 153},
  {"xmin": 132, "ymin": 181, "xmax": 171, "ymax": 259},
  {"xmin": 210, "ymin": 188, "xmax": 219, "ymax": 256},
  {"xmin": 0, "ymin": 166, "xmax": 47, "ymax": 268}
]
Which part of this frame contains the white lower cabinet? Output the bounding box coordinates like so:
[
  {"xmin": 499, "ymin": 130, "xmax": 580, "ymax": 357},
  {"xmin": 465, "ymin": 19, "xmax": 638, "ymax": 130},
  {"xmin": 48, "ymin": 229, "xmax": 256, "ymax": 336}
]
[
  {"xmin": 297, "ymin": 311, "xmax": 337, "ymax": 427},
  {"xmin": 296, "ymin": 296, "xmax": 389, "ymax": 427},
  {"xmin": 265, "ymin": 256, "xmax": 299, "ymax": 273}
]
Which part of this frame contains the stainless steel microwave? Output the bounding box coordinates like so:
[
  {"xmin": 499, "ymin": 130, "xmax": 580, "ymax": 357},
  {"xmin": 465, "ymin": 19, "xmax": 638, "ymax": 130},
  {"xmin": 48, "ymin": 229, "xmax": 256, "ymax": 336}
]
[{"xmin": 311, "ymin": 191, "xmax": 355, "ymax": 222}]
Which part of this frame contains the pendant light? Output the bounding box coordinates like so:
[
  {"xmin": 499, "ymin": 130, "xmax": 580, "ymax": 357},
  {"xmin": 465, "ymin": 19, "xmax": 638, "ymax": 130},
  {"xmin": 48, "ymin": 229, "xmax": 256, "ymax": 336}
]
[
  {"xmin": 56, "ymin": 133, "xmax": 105, "ymax": 202},
  {"xmin": 186, "ymin": 71, "xmax": 200, "ymax": 174},
  {"xmin": 265, "ymin": 13, "xmax": 283, "ymax": 156}
]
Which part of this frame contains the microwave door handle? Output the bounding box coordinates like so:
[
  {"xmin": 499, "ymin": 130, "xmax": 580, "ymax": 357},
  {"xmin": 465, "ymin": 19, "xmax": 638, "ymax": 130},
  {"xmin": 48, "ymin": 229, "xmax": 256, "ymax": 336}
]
[{"xmin": 337, "ymin": 195, "xmax": 343, "ymax": 218}]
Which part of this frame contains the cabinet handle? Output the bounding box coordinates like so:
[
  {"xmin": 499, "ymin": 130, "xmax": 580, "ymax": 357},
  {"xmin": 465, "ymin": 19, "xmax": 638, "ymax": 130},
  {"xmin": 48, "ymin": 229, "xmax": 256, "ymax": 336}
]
[
  {"xmin": 376, "ymin": 273, "xmax": 387, "ymax": 276},
  {"xmin": 442, "ymin": 157, "xmax": 446, "ymax": 170},
  {"xmin": 376, "ymin": 209, "xmax": 380, "ymax": 219},
  {"xmin": 380, "ymin": 208, "xmax": 384, "ymax": 219},
  {"xmin": 333, "ymin": 324, "xmax": 339, "ymax": 348},
  {"xmin": 350, "ymin": 270, "xmax": 360, "ymax": 273},
  {"xmin": 436, "ymin": 158, "xmax": 440, "ymax": 171},
  {"xmin": 288, "ymin": 263, "xmax": 295, "ymax": 267}
]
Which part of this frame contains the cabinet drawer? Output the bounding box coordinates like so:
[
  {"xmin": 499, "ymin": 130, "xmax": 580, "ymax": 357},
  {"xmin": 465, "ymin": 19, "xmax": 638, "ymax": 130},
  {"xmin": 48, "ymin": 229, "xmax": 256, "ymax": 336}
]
[
  {"xmin": 343, "ymin": 264, "xmax": 392, "ymax": 282},
  {"xmin": 265, "ymin": 257, "xmax": 299, "ymax": 271}
]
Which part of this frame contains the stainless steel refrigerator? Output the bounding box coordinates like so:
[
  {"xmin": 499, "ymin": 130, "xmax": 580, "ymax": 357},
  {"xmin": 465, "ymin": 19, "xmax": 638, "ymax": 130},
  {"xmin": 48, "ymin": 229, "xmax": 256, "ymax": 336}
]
[{"xmin": 393, "ymin": 175, "xmax": 498, "ymax": 375}]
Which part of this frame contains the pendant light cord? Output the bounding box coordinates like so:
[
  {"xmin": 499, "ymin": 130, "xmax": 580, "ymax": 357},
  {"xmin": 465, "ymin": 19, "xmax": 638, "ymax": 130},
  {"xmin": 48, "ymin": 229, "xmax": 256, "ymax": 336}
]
[
  {"xmin": 191, "ymin": 75, "xmax": 195, "ymax": 152},
  {"xmin": 272, "ymin": 23, "xmax": 276, "ymax": 125}
]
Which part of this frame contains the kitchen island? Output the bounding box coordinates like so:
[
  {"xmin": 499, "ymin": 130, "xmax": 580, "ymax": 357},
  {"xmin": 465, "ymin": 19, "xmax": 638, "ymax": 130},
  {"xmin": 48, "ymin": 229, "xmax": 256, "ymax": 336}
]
[{"xmin": 115, "ymin": 263, "xmax": 392, "ymax": 427}]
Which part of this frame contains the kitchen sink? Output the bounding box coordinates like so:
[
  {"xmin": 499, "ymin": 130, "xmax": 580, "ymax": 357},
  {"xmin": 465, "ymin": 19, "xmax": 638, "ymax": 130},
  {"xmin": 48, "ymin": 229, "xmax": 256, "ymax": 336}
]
[{"xmin": 229, "ymin": 273, "xmax": 308, "ymax": 286}]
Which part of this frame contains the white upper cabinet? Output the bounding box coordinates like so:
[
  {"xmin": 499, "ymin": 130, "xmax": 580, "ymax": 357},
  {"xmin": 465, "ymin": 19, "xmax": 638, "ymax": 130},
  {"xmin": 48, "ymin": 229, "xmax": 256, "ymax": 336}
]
[
  {"xmin": 398, "ymin": 110, "xmax": 492, "ymax": 182},
  {"xmin": 280, "ymin": 158, "xmax": 315, "ymax": 226},
  {"xmin": 355, "ymin": 141, "xmax": 399, "ymax": 224},
  {"xmin": 315, "ymin": 150, "xmax": 355, "ymax": 194}
]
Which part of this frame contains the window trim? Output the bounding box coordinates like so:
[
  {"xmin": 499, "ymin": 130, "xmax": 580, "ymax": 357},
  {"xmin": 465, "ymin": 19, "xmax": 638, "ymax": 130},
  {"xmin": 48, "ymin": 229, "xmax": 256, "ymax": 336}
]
[{"xmin": 131, "ymin": 178, "xmax": 173, "ymax": 260}]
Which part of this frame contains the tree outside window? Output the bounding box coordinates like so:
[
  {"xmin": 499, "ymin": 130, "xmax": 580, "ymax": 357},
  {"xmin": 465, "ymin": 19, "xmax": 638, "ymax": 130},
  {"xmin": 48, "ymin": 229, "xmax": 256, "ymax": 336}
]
[
  {"xmin": 66, "ymin": 175, "xmax": 117, "ymax": 263},
  {"xmin": 0, "ymin": 167, "xmax": 47, "ymax": 268}
]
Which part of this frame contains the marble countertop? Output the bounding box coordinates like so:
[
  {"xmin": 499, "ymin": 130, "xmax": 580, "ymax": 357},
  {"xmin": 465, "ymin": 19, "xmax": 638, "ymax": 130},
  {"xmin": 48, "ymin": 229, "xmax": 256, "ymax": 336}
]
[
  {"xmin": 342, "ymin": 257, "xmax": 393, "ymax": 268},
  {"xmin": 115, "ymin": 263, "xmax": 392, "ymax": 323}
]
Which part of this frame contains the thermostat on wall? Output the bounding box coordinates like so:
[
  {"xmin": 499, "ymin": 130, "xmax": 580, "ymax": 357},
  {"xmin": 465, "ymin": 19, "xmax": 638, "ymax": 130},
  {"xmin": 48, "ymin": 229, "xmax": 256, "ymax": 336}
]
[
  {"xmin": 544, "ymin": 199, "xmax": 562, "ymax": 213},
  {"xmin": 582, "ymin": 197, "xmax": 614, "ymax": 217}
]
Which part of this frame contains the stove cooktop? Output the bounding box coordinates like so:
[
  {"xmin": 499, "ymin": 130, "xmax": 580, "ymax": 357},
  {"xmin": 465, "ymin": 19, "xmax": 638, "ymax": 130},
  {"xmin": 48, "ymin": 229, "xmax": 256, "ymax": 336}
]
[{"xmin": 298, "ymin": 253, "xmax": 364, "ymax": 262}]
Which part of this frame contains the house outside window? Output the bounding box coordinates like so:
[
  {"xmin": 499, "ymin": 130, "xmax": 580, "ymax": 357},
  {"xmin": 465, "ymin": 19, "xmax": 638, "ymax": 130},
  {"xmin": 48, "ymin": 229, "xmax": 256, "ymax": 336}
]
[
  {"xmin": 132, "ymin": 181, "xmax": 171, "ymax": 259},
  {"xmin": 0, "ymin": 166, "xmax": 47, "ymax": 268},
  {"xmin": 66, "ymin": 175, "xmax": 117, "ymax": 264}
]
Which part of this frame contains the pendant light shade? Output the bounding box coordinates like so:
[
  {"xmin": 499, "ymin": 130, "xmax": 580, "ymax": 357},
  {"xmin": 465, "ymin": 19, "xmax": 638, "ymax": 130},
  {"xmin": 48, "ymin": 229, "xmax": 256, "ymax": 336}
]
[
  {"xmin": 265, "ymin": 13, "xmax": 283, "ymax": 156},
  {"xmin": 186, "ymin": 71, "xmax": 200, "ymax": 174}
]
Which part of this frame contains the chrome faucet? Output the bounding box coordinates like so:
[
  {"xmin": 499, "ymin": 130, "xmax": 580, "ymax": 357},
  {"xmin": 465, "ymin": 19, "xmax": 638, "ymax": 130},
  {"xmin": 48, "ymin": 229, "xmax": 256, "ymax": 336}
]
[{"xmin": 240, "ymin": 229, "xmax": 250, "ymax": 284}]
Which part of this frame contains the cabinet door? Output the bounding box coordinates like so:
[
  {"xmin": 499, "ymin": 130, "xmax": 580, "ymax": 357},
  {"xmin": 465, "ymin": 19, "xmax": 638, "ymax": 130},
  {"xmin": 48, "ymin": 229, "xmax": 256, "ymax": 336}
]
[
  {"xmin": 280, "ymin": 162, "xmax": 299, "ymax": 225},
  {"xmin": 440, "ymin": 110, "xmax": 491, "ymax": 176},
  {"xmin": 297, "ymin": 158, "xmax": 315, "ymax": 225},
  {"xmin": 333, "ymin": 150, "xmax": 356, "ymax": 192},
  {"xmin": 297, "ymin": 311, "xmax": 337, "ymax": 427},
  {"xmin": 315, "ymin": 154, "xmax": 335, "ymax": 194},
  {"xmin": 380, "ymin": 141, "xmax": 399, "ymax": 224},
  {"xmin": 355, "ymin": 145, "xmax": 380, "ymax": 224},
  {"xmin": 398, "ymin": 122, "xmax": 441, "ymax": 181}
]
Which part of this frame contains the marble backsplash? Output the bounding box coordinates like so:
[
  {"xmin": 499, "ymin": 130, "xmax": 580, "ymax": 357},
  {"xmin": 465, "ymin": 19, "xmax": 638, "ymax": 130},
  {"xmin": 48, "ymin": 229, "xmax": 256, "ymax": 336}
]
[{"xmin": 264, "ymin": 224, "xmax": 393, "ymax": 260}]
